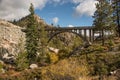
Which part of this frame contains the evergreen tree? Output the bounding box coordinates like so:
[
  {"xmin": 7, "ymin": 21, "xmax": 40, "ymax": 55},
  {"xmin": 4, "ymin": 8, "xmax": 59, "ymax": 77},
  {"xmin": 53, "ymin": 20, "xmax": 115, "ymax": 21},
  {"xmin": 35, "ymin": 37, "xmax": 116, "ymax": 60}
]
[
  {"xmin": 25, "ymin": 3, "xmax": 39, "ymax": 62},
  {"xmin": 93, "ymin": 0, "xmax": 115, "ymax": 45},
  {"xmin": 112, "ymin": 0, "xmax": 120, "ymax": 36},
  {"xmin": 37, "ymin": 23, "xmax": 48, "ymax": 62},
  {"xmin": 93, "ymin": 0, "xmax": 115, "ymax": 30}
]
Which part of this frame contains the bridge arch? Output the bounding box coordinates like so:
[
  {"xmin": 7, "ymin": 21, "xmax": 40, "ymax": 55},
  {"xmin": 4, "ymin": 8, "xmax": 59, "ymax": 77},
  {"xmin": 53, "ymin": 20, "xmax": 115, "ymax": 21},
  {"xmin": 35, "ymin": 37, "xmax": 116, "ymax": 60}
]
[{"xmin": 47, "ymin": 30, "xmax": 89, "ymax": 43}]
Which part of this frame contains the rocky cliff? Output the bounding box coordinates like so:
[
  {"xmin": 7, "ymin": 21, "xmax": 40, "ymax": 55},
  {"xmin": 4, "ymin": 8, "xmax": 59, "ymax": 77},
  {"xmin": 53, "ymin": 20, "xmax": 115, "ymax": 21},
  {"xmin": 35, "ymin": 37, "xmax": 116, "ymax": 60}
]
[
  {"xmin": 0, "ymin": 19, "xmax": 25, "ymax": 63},
  {"xmin": 0, "ymin": 14, "xmax": 52, "ymax": 63},
  {"xmin": 14, "ymin": 14, "xmax": 47, "ymax": 28}
]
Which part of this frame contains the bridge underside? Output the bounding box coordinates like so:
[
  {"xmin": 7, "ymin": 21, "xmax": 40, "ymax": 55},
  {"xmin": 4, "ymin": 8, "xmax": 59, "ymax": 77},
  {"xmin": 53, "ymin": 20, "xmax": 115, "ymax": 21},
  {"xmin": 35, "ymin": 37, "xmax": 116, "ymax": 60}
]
[
  {"xmin": 46, "ymin": 27, "xmax": 95, "ymax": 43},
  {"xmin": 44, "ymin": 26, "xmax": 109, "ymax": 46}
]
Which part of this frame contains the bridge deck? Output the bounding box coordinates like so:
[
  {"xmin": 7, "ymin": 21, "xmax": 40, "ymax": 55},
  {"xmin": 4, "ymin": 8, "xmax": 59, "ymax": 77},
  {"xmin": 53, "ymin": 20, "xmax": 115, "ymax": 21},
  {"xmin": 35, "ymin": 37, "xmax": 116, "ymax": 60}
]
[{"xmin": 45, "ymin": 26, "xmax": 94, "ymax": 31}]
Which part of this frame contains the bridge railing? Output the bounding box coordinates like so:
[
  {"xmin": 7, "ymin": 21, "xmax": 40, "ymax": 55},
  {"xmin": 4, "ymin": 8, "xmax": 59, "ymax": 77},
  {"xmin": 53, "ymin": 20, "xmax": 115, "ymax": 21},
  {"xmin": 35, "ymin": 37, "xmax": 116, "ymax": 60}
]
[{"xmin": 45, "ymin": 26, "xmax": 94, "ymax": 31}]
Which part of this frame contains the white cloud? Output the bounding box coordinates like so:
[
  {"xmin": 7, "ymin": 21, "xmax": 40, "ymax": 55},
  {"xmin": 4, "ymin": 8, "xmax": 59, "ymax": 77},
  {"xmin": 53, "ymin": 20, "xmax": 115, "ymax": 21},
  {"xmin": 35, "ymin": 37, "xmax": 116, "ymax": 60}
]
[
  {"xmin": 72, "ymin": 0, "xmax": 84, "ymax": 3},
  {"xmin": 68, "ymin": 25, "xmax": 74, "ymax": 27},
  {"xmin": 52, "ymin": 0, "xmax": 61, "ymax": 3},
  {"xmin": 52, "ymin": 17, "xmax": 59, "ymax": 24},
  {"xmin": 0, "ymin": 0, "xmax": 98, "ymax": 21},
  {"xmin": 48, "ymin": 0, "xmax": 69, "ymax": 5},
  {"xmin": 73, "ymin": 0, "xmax": 98, "ymax": 16},
  {"xmin": 0, "ymin": 0, "xmax": 47, "ymax": 20}
]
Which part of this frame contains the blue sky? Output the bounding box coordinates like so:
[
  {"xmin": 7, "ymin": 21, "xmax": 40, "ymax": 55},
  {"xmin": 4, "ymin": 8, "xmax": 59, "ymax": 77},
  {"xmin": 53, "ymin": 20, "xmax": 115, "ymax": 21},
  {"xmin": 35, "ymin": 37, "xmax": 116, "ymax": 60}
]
[
  {"xmin": 35, "ymin": 2, "xmax": 94, "ymax": 27},
  {"xmin": 0, "ymin": 0, "xmax": 98, "ymax": 27}
]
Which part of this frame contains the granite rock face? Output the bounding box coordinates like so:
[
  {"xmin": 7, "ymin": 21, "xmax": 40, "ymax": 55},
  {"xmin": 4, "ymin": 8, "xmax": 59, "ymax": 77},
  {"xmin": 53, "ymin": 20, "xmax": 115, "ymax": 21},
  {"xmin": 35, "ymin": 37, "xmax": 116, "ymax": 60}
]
[{"xmin": 0, "ymin": 20, "xmax": 25, "ymax": 63}]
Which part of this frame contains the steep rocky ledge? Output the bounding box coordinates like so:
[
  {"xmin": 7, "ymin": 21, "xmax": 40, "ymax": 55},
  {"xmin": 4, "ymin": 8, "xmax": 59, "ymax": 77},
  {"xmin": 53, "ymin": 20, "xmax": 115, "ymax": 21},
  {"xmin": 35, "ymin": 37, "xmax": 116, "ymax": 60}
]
[
  {"xmin": 0, "ymin": 19, "xmax": 25, "ymax": 63},
  {"xmin": 14, "ymin": 14, "xmax": 47, "ymax": 28}
]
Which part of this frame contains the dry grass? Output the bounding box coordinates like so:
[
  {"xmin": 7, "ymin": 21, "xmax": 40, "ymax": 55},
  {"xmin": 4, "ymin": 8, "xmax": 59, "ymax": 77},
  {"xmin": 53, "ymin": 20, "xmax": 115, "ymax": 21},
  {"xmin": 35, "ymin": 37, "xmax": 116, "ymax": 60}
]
[
  {"xmin": 40, "ymin": 57, "xmax": 89, "ymax": 80},
  {"xmin": 0, "ymin": 56, "xmax": 118, "ymax": 80}
]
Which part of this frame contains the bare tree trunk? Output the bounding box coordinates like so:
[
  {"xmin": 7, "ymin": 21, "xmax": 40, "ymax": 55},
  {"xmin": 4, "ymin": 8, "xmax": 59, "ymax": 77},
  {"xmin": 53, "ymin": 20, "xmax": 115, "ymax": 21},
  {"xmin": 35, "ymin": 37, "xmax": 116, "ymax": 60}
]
[
  {"xmin": 116, "ymin": 0, "xmax": 120, "ymax": 37},
  {"xmin": 102, "ymin": 30, "xmax": 105, "ymax": 45}
]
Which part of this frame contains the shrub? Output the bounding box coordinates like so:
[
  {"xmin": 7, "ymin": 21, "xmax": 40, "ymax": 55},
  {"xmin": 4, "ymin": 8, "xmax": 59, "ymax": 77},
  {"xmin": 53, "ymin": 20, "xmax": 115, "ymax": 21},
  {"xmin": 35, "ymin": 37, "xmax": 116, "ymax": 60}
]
[
  {"xmin": 108, "ymin": 40, "xmax": 114, "ymax": 47},
  {"xmin": 15, "ymin": 51, "xmax": 29, "ymax": 71},
  {"xmin": 118, "ymin": 45, "xmax": 120, "ymax": 50},
  {"xmin": 58, "ymin": 48, "xmax": 71, "ymax": 59},
  {"xmin": 47, "ymin": 52, "xmax": 59, "ymax": 64},
  {"xmin": 0, "ymin": 62, "xmax": 4, "ymax": 73},
  {"xmin": 0, "ymin": 69, "xmax": 42, "ymax": 80},
  {"xmin": 86, "ymin": 52, "xmax": 120, "ymax": 76},
  {"xmin": 82, "ymin": 44, "xmax": 106, "ymax": 54}
]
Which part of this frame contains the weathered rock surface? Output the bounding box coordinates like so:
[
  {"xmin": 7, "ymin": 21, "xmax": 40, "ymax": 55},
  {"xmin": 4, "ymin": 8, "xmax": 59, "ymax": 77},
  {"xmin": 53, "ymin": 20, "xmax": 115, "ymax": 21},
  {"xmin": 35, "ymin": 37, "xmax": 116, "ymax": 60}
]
[
  {"xmin": 48, "ymin": 46, "xmax": 59, "ymax": 54},
  {"xmin": 14, "ymin": 14, "xmax": 47, "ymax": 28},
  {"xmin": 0, "ymin": 19, "xmax": 25, "ymax": 63},
  {"xmin": 29, "ymin": 64, "xmax": 38, "ymax": 69}
]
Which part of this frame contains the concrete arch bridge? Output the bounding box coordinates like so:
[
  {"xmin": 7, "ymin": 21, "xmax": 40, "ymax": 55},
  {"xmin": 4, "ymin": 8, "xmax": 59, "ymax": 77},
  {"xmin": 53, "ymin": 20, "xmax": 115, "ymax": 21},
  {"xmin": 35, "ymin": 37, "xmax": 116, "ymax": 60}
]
[{"xmin": 45, "ymin": 26, "xmax": 98, "ymax": 45}]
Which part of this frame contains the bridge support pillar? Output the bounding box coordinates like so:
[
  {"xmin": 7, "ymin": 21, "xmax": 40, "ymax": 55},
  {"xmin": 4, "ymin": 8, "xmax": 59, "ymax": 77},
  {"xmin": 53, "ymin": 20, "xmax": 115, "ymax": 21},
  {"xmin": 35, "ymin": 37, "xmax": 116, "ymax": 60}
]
[
  {"xmin": 92, "ymin": 30, "xmax": 94, "ymax": 42},
  {"xmin": 84, "ymin": 29, "xmax": 87, "ymax": 40},
  {"xmin": 89, "ymin": 29, "xmax": 92, "ymax": 42},
  {"xmin": 78, "ymin": 30, "xmax": 82, "ymax": 35}
]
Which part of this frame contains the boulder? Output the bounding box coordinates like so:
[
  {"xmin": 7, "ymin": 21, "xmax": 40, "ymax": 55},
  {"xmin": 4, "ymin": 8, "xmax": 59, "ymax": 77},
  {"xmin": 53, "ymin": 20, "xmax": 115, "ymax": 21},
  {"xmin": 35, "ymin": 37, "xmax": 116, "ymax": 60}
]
[
  {"xmin": 29, "ymin": 64, "xmax": 38, "ymax": 69},
  {"xmin": 48, "ymin": 47, "xmax": 59, "ymax": 54}
]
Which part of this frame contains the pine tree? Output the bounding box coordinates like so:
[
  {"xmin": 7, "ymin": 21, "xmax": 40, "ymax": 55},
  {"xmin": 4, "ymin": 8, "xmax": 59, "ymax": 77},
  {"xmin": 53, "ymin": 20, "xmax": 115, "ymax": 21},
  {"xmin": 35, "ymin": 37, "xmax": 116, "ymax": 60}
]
[
  {"xmin": 112, "ymin": 0, "xmax": 120, "ymax": 36},
  {"xmin": 93, "ymin": 0, "xmax": 115, "ymax": 45},
  {"xmin": 37, "ymin": 23, "xmax": 48, "ymax": 62},
  {"xmin": 93, "ymin": 0, "xmax": 115, "ymax": 30},
  {"xmin": 25, "ymin": 3, "xmax": 39, "ymax": 63}
]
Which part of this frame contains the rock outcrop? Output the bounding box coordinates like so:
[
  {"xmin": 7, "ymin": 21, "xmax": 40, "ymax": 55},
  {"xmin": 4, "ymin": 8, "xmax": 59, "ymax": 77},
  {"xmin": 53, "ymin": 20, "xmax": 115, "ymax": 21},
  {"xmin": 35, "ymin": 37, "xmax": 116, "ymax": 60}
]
[
  {"xmin": 0, "ymin": 19, "xmax": 25, "ymax": 63},
  {"xmin": 48, "ymin": 46, "xmax": 59, "ymax": 54},
  {"xmin": 14, "ymin": 14, "xmax": 47, "ymax": 28}
]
